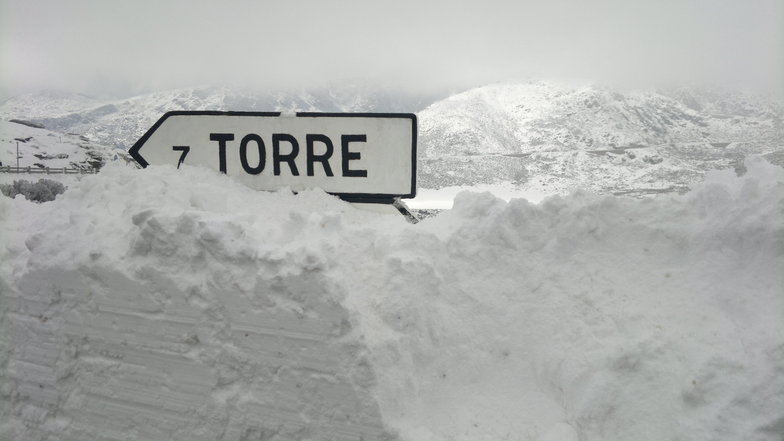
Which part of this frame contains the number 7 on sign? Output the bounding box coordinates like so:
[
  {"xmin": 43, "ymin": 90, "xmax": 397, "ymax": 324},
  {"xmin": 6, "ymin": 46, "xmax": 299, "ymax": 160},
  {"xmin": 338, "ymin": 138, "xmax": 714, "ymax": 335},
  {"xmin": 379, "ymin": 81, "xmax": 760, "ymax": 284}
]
[{"xmin": 172, "ymin": 146, "xmax": 190, "ymax": 169}]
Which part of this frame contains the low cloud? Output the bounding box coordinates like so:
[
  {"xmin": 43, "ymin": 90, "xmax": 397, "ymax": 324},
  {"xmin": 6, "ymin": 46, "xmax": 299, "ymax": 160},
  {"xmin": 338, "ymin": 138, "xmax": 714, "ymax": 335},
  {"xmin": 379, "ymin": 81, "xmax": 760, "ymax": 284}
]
[{"xmin": 2, "ymin": 0, "xmax": 782, "ymax": 97}]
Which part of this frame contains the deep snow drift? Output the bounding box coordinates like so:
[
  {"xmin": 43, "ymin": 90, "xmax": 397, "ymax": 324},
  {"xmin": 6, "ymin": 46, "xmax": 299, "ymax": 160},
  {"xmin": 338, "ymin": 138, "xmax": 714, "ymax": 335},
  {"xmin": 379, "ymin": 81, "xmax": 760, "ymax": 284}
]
[{"xmin": 1, "ymin": 160, "xmax": 782, "ymax": 441}]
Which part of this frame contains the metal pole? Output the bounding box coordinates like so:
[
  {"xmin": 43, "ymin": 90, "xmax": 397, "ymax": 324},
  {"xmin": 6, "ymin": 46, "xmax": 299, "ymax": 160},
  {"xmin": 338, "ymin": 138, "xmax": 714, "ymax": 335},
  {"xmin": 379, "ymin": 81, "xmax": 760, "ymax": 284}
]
[{"xmin": 17, "ymin": 141, "xmax": 19, "ymax": 171}]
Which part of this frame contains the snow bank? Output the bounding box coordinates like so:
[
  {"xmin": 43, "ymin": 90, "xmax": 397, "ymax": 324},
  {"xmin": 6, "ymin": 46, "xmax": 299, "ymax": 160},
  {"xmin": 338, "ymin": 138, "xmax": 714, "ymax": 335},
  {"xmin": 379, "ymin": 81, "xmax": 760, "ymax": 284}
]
[{"xmin": 2, "ymin": 159, "xmax": 782, "ymax": 441}]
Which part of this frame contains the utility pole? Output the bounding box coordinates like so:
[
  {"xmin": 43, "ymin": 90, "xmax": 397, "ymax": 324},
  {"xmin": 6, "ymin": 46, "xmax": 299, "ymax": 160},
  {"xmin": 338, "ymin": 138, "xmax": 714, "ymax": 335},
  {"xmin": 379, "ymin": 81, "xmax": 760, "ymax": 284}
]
[{"xmin": 17, "ymin": 141, "xmax": 20, "ymax": 170}]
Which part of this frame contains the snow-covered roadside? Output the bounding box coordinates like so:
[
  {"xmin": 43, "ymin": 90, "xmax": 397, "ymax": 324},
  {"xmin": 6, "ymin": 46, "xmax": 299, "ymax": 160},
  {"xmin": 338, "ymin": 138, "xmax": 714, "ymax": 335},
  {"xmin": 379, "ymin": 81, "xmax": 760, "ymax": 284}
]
[
  {"xmin": 1, "ymin": 160, "xmax": 782, "ymax": 441},
  {"xmin": 345, "ymin": 159, "xmax": 784, "ymax": 441},
  {"xmin": 0, "ymin": 173, "xmax": 89, "ymax": 187},
  {"xmin": 0, "ymin": 120, "xmax": 127, "ymax": 181},
  {"xmin": 409, "ymin": 182, "xmax": 557, "ymax": 209},
  {"xmin": 1, "ymin": 165, "xmax": 399, "ymax": 440}
]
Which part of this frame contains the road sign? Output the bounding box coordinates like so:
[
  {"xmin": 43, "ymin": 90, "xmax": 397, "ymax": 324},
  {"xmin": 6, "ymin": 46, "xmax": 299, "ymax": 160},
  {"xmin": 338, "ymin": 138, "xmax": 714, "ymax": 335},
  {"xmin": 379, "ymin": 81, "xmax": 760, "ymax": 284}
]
[{"xmin": 129, "ymin": 111, "xmax": 417, "ymax": 200}]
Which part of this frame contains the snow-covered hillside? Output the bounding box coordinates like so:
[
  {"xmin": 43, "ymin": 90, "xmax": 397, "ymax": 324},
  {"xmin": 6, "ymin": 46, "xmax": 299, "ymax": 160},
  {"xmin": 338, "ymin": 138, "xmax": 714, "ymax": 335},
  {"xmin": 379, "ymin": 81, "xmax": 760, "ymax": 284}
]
[
  {"xmin": 0, "ymin": 90, "xmax": 106, "ymax": 120},
  {"xmin": 0, "ymin": 84, "xmax": 442, "ymax": 150},
  {"xmin": 2, "ymin": 160, "xmax": 782, "ymax": 441},
  {"xmin": 420, "ymin": 81, "xmax": 782, "ymax": 156},
  {"xmin": 2, "ymin": 81, "xmax": 782, "ymax": 441},
  {"xmin": 0, "ymin": 120, "xmax": 127, "ymax": 171},
  {"xmin": 2, "ymin": 81, "xmax": 782, "ymax": 201},
  {"xmin": 417, "ymin": 81, "xmax": 783, "ymax": 194}
]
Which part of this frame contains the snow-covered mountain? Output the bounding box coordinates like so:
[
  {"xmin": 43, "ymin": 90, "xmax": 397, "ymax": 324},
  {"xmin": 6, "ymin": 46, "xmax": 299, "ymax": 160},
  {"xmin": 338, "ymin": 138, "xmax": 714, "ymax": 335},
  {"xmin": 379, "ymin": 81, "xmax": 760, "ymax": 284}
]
[
  {"xmin": 0, "ymin": 120, "xmax": 127, "ymax": 171},
  {"xmin": 417, "ymin": 81, "xmax": 783, "ymax": 193},
  {"xmin": 0, "ymin": 84, "xmax": 443, "ymax": 150},
  {"xmin": 0, "ymin": 90, "xmax": 107, "ymax": 120},
  {"xmin": 2, "ymin": 80, "xmax": 781, "ymax": 196},
  {"xmin": 420, "ymin": 81, "xmax": 782, "ymax": 156}
]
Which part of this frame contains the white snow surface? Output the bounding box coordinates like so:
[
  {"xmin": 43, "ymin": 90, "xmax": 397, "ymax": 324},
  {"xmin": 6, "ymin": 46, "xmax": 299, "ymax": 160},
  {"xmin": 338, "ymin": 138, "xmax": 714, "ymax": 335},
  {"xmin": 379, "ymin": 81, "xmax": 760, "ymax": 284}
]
[
  {"xmin": 1, "ymin": 160, "xmax": 783, "ymax": 441},
  {"xmin": 0, "ymin": 120, "xmax": 124, "ymax": 171}
]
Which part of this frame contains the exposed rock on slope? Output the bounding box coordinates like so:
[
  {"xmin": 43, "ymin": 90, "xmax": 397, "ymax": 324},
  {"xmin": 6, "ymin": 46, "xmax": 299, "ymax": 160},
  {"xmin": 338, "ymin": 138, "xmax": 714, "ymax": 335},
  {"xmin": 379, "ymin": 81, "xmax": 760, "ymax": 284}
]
[
  {"xmin": 419, "ymin": 81, "xmax": 782, "ymax": 157},
  {"xmin": 2, "ymin": 81, "xmax": 781, "ymax": 195},
  {"xmin": 0, "ymin": 120, "xmax": 127, "ymax": 170},
  {"xmin": 417, "ymin": 81, "xmax": 783, "ymax": 192}
]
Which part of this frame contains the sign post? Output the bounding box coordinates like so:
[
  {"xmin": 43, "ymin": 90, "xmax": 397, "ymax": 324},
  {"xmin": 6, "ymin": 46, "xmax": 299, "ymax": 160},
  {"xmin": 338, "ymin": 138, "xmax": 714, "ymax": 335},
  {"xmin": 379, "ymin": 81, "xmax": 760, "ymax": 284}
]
[{"xmin": 129, "ymin": 111, "xmax": 417, "ymax": 203}]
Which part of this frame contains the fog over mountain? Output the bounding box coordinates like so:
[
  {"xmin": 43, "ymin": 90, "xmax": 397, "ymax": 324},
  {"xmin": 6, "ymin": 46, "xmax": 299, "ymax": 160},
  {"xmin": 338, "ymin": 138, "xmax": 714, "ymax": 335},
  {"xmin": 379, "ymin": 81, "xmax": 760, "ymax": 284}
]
[
  {"xmin": 1, "ymin": 0, "xmax": 782, "ymax": 99},
  {"xmin": 417, "ymin": 81, "xmax": 783, "ymax": 193},
  {"xmin": 2, "ymin": 80, "xmax": 781, "ymax": 197},
  {"xmin": 0, "ymin": 83, "xmax": 445, "ymax": 149}
]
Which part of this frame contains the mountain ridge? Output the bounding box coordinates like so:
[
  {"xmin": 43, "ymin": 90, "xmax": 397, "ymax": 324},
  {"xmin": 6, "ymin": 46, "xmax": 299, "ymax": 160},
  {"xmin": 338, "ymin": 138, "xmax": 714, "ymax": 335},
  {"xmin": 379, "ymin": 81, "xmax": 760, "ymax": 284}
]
[
  {"xmin": 0, "ymin": 119, "xmax": 126, "ymax": 171},
  {"xmin": 0, "ymin": 84, "xmax": 444, "ymax": 150},
  {"xmin": 419, "ymin": 81, "xmax": 782, "ymax": 157},
  {"xmin": 2, "ymin": 80, "xmax": 781, "ymax": 196},
  {"xmin": 415, "ymin": 80, "xmax": 782, "ymax": 193}
]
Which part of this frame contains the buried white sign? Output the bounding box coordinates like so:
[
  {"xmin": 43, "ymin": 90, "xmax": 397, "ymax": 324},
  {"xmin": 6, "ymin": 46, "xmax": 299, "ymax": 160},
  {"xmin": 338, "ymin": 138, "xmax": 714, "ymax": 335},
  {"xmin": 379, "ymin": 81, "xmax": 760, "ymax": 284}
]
[{"xmin": 129, "ymin": 111, "xmax": 417, "ymax": 200}]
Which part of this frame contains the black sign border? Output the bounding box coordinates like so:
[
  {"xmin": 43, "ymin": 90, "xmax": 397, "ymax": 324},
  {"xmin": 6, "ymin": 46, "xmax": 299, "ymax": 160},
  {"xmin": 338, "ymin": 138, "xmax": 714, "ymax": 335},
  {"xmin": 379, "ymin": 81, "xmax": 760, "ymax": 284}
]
[{"xmin": 129, "ymin": 111, "xmax": 417, "ymax": 201}]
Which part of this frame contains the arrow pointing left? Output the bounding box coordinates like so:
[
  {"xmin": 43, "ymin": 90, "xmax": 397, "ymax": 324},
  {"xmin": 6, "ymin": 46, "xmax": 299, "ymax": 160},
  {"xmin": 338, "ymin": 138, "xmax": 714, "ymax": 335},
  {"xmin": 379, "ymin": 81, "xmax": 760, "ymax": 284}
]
[{"xmin": 128, "ymin": 111, "xmax": 417, "ymax": 200}]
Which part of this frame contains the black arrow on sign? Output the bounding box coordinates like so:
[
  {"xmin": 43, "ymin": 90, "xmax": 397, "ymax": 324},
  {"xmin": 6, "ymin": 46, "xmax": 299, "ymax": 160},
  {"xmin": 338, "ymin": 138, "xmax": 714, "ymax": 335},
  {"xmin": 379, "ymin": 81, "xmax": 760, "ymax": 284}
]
[{"xmin": 128, "ymin": 111, "xmax": 282, "ymax": 168}]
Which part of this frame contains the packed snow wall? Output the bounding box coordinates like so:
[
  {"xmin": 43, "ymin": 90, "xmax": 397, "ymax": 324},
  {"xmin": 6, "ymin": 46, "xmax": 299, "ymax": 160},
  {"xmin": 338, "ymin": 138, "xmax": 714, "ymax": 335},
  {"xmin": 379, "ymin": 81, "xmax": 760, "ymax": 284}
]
[{"xmin": 2, "ymin": 160, "xmax": 783, "ymax": 441}]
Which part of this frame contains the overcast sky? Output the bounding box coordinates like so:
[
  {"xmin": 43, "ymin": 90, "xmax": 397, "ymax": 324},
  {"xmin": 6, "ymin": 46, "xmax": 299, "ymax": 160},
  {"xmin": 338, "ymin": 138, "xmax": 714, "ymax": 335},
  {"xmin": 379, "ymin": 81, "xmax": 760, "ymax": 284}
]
[{"xmin": 1, "ymin": 0, "xmax": 782, "ymax": 98}]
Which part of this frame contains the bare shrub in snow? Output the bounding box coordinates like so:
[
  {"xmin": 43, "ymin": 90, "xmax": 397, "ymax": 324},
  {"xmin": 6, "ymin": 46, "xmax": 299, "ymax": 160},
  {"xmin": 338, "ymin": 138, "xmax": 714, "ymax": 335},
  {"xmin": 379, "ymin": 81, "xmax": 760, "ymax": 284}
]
[{"xmin": 0, "ymin": 178, "xmax": 66, "ymax": 202}]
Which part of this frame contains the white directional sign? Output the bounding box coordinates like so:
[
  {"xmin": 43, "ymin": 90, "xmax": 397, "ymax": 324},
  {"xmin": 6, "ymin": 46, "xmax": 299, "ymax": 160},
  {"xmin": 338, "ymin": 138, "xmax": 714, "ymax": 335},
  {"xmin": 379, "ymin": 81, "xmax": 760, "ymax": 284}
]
[{"xmin": 129, "ymin": 111, "xmax": 417, "ymax": 200}]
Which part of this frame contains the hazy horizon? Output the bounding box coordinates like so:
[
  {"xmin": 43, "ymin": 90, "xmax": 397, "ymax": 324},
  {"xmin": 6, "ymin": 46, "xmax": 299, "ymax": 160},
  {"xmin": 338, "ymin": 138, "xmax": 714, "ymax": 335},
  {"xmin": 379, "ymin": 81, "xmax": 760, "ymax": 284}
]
[{"xmin": 2, "ymin": 0, "xmax": 782, "ymax": 100}]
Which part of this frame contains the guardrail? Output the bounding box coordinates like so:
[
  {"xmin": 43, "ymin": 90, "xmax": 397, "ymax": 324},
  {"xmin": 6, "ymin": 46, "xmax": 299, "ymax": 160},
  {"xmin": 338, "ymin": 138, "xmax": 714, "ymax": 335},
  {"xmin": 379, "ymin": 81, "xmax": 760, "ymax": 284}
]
[{"xmin": 0, "ymin": 166, "xmax": 97, "ymax": 175}]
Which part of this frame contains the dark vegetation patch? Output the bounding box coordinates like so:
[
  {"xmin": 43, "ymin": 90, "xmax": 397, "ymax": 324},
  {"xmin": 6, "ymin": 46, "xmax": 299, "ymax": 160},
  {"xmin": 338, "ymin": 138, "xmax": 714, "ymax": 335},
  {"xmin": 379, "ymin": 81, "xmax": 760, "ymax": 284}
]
[{"xmin": 0, "ymin": 178, "xmax": 67, "ymax": 202}]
